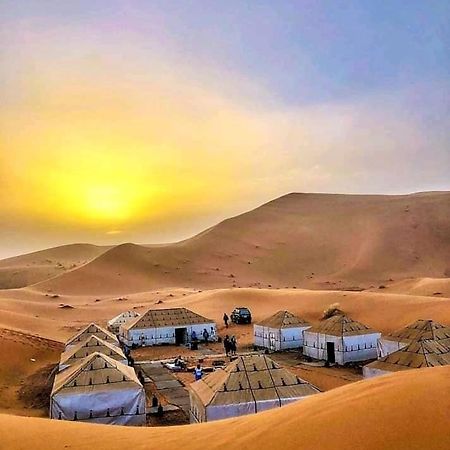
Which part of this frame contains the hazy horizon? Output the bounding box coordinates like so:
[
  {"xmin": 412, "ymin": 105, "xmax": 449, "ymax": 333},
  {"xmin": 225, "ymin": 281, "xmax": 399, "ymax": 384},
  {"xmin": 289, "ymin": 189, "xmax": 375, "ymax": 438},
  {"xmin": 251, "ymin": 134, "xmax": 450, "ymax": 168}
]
[{"xmin": 1, "ymin": 1, "xmax": 449, "ymax": 258}]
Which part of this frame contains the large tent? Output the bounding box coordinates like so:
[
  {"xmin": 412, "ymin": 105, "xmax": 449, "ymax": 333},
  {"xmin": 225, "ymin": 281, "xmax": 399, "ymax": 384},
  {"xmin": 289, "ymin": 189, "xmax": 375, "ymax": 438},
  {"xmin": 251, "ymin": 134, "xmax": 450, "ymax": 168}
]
[
  {"xmin": 364, "ymin": 340, "xmax": 450, "ymax": 378},
  {"xmin": 65, "ymin": 323, "xmax": 119, "ymax": 350},
  {"xmin": 377, "ymin": 319, "xmax": 450, "ymax": 357},
  {"xmin": 303, "ymin": 314, "xmax": 380, "ymax": 365},
  {"xmin": 107, "ymin": 310, "xmax": 140, "ymax": 334},
  {"xmin": 120, "ymin": 307, "xmax": 217, "ymax": 347},
  {"xmin": 254, "ymin": 310, "xmax": 311, "ymax": 351},
  {"xmin": 189, "ymin": 354, "xmax": 319, "ymax": 423},
  {"xmin": 50, "ymin": 352, "xmax": 146, "ymax": 425},
  {"xmin": 59, "ymin": 335, "xmax": 128, "ymax": 371}
]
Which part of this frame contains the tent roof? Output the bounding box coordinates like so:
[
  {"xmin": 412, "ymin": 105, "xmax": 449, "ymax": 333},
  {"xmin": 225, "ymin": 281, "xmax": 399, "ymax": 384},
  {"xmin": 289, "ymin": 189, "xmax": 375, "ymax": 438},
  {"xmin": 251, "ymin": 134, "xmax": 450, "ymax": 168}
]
[
  {"xmin": 366, "ymin": 340, "xmax": 450, "ymax": 373},
  {"xmin": 255, "ymin": 310, "xmax": 310, "ymax": 329},
  {"xmin": 107, "ymin": 310, "xmax": 140, "ymax": 326},
  {"xmin": 60, "ymin": 335, "xmax": 126, "ymax": 367},
  {"xmin": 52, "ymin": 352, "xmax": 142, "ymax": 396},
  {"xmin": 305, "ymin": 314, "xmax": 377, "ymax": 337},
  {"xmin": 385, "ymin": 319, "xmax": 450, "ymax": 344},
  {"xmin": 122, "ymin": 307, "xmax": 214, "ymax": 331},
  {"xmin": 65, "ymin": 323, "xmax": 119, "ymax": 347},
  {"xmin": 190, "ymin": 354, "xmax": 319, "ymax": 407}
]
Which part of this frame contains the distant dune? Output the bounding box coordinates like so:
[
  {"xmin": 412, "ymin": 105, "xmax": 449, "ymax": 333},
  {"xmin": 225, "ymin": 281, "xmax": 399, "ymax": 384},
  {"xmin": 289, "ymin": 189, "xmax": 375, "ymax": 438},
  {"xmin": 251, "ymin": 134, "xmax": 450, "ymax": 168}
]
[
  {"xmin": 26, "ymin": 191, "xmax": 450, "ymax": 295},
  {"xmin": 0, "ymin": 244, "xmax": 110, "ymax": 289},
  {"xmin": 1, "ymin": 365, "xmax": 449, "ymax": 450}
]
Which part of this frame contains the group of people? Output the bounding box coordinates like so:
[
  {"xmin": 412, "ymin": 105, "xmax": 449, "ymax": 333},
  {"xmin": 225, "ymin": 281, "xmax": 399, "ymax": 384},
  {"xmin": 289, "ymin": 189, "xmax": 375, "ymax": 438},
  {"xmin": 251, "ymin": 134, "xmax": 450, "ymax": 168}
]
[
  {"xmin": 223, "ymin": 334, "xmax": 237, "ymax": 356},
  {"xmin": 191, "ymin": 327, "xmax": 216, "ymax": 344}
]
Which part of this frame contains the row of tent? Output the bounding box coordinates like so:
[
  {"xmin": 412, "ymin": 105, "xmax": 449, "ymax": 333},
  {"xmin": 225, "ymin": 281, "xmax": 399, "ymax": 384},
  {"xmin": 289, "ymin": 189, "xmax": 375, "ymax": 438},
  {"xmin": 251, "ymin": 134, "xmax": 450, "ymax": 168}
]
[
  {"xmin": 50, "ymin": 323, "xmax": 147, "ymax": 425},
  {"xmin": 253, "ymin": 310, "xmax": 450, "ymax": 376}
]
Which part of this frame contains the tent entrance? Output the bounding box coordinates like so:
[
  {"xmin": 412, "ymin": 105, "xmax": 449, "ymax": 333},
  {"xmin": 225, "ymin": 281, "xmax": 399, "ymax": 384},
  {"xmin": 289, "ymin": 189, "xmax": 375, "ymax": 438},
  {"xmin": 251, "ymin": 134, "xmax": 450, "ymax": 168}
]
[
  {"xmin": 175, "ymin": 328, "xmax": 187, "ymax": 345},
  {"xmin": 326, "ymin": 342, "xmax": 335, "ymax": 364},
  {"xmin": 269, "ymin": 332, "xmax": 276, "ymax": 351}
]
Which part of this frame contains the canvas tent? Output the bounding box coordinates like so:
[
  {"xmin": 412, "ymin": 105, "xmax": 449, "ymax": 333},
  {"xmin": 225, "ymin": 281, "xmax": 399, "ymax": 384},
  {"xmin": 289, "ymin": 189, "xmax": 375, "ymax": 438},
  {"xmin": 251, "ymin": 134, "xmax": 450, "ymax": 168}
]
[
  {"xmin": 189, "ymin": 354, "xmax": 319, "ymax": 423},
  {"xmin": 120, "ymin": 307, "xmax": 217, "ymax": 347},
  {"xmin": 364, "ymin": 340, "xmax": 450, "ymax": 378},
  {"xmin": 303, "ymin": 314, "xmax": 380, "ymax": 365},
  {"xmin": 65, "ymin": 323, "xmax": 119, "ymax": 350},
  {"xmin": 254, "ymin": 310, "xmax": 311, "ymax": 351},
  {"xmin": 108, "ymin": 310, "xmax": 140, "ymax": 334},
  {"xmin": 59, "ymin": 335, "xmax": 128, "ymax": 371},
  {"xmin": 50, "ymin": 352, "xmax": 146, "ymax": 425},
  {"xmin": 377, "ymin": 319, "xmax": 450, "ymax": 358}
]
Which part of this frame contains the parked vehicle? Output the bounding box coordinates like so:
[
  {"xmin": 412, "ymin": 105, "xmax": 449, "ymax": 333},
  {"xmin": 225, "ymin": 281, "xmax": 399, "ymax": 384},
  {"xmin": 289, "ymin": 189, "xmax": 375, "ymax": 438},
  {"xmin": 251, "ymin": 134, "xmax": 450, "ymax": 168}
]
[{"xmin": 231, "ymin": 307, "xmax": 252, "ymax": 324}]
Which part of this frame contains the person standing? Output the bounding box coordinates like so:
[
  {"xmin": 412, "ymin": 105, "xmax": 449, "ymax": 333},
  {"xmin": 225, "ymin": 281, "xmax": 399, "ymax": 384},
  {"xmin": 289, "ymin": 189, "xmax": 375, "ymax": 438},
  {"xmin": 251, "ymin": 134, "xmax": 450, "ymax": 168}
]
[
  {"xmin": 223, "ymin": 313, "xmax": 229, "ymax": 328},
  {"xmin": 224, "ymin": 335, "xmax": 231, "ymax": 356},
  {"xmin": 230, "ymin": 335, "xmax": 237, "ymax": 356},
  {"xmin": 202, "ymin": 328, "xmax": 209, "ymax": 344},
  {"xmin": 194, "ymin": 363, "xmax": 203, "ymax": 381}
]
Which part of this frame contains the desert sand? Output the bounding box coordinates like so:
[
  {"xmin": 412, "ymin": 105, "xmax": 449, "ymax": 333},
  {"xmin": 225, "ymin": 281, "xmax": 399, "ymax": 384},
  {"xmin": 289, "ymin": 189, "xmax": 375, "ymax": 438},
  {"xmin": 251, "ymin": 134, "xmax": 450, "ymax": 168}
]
[
  {"xmin": 15, "ymin": 191, "xmax": 450, "ymax": 295},
  {"xmin": 0, "ymin": 192, "xmax": 449, "ymax": 449},
  {"xmin": 1, "ymin": 366, "xmax": 450, "ymax": 450}
]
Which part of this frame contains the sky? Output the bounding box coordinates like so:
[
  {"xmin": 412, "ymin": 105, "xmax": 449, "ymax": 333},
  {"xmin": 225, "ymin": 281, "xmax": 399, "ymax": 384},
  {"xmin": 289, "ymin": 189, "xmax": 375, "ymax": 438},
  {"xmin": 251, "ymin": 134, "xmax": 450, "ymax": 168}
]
[{"xmin": 0, "ymin": 0, "xmax": 449, "ymax": 258}]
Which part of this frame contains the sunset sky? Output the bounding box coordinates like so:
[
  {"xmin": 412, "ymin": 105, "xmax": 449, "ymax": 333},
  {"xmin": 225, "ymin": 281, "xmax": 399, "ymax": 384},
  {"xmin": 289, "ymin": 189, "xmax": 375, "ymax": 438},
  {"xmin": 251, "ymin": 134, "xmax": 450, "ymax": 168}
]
[{"xmin": 1, "ymin": 1, "xmax": 449, "ymax": 258}]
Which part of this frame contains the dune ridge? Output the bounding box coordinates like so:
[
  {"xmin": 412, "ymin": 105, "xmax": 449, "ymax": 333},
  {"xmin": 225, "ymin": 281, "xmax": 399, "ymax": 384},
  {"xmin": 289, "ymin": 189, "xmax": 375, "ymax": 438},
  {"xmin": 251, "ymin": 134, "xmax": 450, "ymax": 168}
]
[{"xmin": 25, "ymin": 191, "xmax": 450, "ymax": 295}]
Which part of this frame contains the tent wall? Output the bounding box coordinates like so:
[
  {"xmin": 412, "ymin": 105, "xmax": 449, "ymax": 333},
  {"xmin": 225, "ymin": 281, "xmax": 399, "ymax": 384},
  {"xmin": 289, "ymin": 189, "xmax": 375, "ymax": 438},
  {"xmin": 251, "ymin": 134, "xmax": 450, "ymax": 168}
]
[
  {"xmin": 377, "ymin": 338, "xmax": 408, "ymax": 358},
  {"xmin": 303, "ymin": 331, "xmax": 380, "ymax": 365},
  {"xmin": 59, "ymin": 356, "xmax": 128, "ymax": 372},
  {"xmin": 121, "ymin": 322, "xmax": 217, "ymax": 347},
  {"xmin": 254, "ymin": 325, "xmax": 308, "ymax": 351},
  {"xmin": 50, "ymin": 386, "xmax": 146, "ymax": 426}
]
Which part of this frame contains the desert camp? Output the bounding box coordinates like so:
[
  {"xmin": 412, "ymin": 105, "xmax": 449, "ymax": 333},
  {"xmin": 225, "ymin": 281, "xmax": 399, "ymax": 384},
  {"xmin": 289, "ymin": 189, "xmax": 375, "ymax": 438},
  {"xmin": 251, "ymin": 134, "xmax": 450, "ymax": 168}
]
[{"xmin": 1, "ymin": 2, "xmax": 450, "ymax": 448}]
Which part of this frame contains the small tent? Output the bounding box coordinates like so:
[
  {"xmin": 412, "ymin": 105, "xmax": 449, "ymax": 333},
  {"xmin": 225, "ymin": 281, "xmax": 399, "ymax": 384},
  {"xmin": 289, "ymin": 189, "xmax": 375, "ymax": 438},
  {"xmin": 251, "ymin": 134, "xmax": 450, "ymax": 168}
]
[
  {"xmin": 364, "ymin": 340, "xmax": 450, "ymax": 378},
  {"xmin": 108, "ymin": 310, "xmax": 140, "ymax": 334},
  {"xmin": 303, "ymin": 314, "xmax": 380, "ymax": 365},
  {"xmin": 254, "ymin": 310, "xmax": 311, "ymax": 351},
  {"xmin": 50, "ymin": 352, "xmax": 146, "ymax": 425},
  {"xmin": 189, "ymin": 354, "xmax": 319, "ymax": 423},
  {"xmin": 120, "ymin": 307, "xmax": 217, "ymax": 347},
  {"xmin": 65, "ymin": 323, "xmax": 119, "ymax": 350},
  {"xmin": 59, "ymin": 335, "xmax": 127, "ymax": 371},
  {"xmin": 377, "ymin": 319, "xmax": 450, "ymax": 357}
]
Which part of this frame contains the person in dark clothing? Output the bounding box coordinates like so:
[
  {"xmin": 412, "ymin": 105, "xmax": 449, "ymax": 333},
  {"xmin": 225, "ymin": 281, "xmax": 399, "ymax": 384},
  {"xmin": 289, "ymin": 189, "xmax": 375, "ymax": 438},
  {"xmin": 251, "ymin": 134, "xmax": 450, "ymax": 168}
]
[
  {"xmin": 224, "ymin": 335, "xmax": 231, "ymax": 356},
  {"xmin": 223, "ymin": 313, "xmax": 229, "ymax": 328},
  {"xmin": 202, "ymin": 328, "xmax": 209, "ymax": 344},
  {"xmin": 230, "ymin": 335, "xmax": 237, "ymax": 356}
]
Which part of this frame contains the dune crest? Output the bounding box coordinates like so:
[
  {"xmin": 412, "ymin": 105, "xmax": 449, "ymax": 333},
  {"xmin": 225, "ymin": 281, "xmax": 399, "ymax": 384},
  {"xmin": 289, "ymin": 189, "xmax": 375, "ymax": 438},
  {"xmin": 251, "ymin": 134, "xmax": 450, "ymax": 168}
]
[{"xmin": 22, "ymin": 191, "xmax": 450, "ymax": 295}]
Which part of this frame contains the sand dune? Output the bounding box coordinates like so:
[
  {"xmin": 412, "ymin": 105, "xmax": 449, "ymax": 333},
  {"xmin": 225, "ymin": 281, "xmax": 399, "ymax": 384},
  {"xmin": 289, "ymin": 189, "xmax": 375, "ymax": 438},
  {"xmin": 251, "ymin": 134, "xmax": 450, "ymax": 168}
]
[
  {"xmin": 0, "ymin": 244, "xmax": 110, "ymax": 290},
  {"xmin": 28, "ymin": 192, "xmax": 450, "ymax": 295},
  {"xmin": 1, "ymin": 286, "xmax": 449, "ymax": 343},
  {"xmin": 384, "ymin": 277, "xmax": 450, "ymax": 297},
  {"xmin": 1, "ymin": 366, "xmax": 449, "ymax": 450}
]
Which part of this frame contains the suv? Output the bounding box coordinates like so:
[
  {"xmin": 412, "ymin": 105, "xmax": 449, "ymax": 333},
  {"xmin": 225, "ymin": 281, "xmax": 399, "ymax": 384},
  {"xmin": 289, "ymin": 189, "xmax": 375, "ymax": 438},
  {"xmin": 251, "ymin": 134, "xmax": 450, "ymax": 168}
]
[{"xmin": 231, "ymin": 307, "xmax": 252, "ymax": 324}]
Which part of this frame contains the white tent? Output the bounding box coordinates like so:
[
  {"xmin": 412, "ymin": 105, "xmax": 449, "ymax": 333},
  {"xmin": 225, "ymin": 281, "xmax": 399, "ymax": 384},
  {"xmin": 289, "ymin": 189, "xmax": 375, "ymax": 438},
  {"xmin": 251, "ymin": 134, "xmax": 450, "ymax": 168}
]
[
  {"xmin": 364, "ymin": 339, "xmax": 450, "ymax": 378},
  {"xmin": 50, "ymin": 352, "xmax": 146, "ymax": 425},
  {"xmin": 303, "ymin": 314, "xmax": 380, "ymax": 365},
  {"xmin": 377, "ymin": 319, "xmax": 450, "ymax": 358},
  {"xmin": 65, "ymin": 323, "xmax": 119, "ymax": 351},
  {"xmin": 120, "ymin": 307, "xmax": 217, "ymax": 347},
  {"xmin": 107, "ymin": 310, "xmax": 140, "ymax": 334},
  {"xmin": 254, "ymin": 310, "xmax": 310, "ymax": 351},
  {"xmin": 189, "ymin": 354, "xmax": 319, "ymax": 423},
  {"xmin": 59, "ymin": 335, "xmax": 127, "ymax": 371}
]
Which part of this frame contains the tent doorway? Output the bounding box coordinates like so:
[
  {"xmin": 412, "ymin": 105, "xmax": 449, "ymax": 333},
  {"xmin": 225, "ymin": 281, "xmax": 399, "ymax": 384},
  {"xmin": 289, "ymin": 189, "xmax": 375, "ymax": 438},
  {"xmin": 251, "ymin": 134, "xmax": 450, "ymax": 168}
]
[
  {"xmin": 269, "ymin": 332, "xmax": 276, "ymax": 351},
  {"xmin": 326, "ymin": 342, "xmax": 335, "ymax": 364},
  {"xmin": 175, "ymin": 328, "xmax": 187, "ymax": 345}
]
